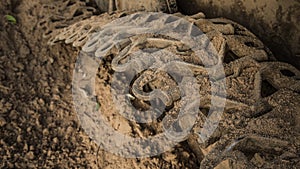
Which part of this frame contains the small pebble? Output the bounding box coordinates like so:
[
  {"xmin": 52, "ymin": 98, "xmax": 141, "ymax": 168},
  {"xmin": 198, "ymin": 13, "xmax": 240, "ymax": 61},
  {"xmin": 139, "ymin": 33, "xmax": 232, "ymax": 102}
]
[
  {"xmin": 49, "ymin": 57, "xmax": 54, "ymax": 64},
  {"xmin": 181, "ymin": 151, "xmax": 190, "ymax": 159},
  {"xmin": 23, "ymin": 143, "xmax": 28, "ymax": 152},
  {"xmin": 49, "ymin": 102, "xmax": 55, "ymax": 111},
  {"xmin": 0, "ymin": 116, "xmax": 6, "ymax": 127},
  {"xmin": 162, "ymin": 152, "xmax": 177, "ymax": 162},
  {"xmin": 17, "ymin": 135, "xmax": 22, "ymax": 143},
  {"xmin": 9, "ymin": 110, "xmax": 18, "ymax": 120},
  {"xmin": 29, "ymin": 145, "xmax": 34, "ymax": 151},
  {"xmin": 43, "ymin": 128, "xmax": 49, "ymax": 136},
  {"xmin": 27, "ymin": 127, "xmax": 31, "ymax": 132},
  {"xmin": 47, "ymin": 150, "xmax": 52, "ymax": 157},
  {"xmin": 52, "ymin": 94, "xmax": 60, "ymax": 100},
  {"xmin": 53, "ymin": 137, "xmax": 59, "ymax": 144},
  {"xmin": 215, "ymin": 159, "xmax": 230, "ymax": 169},
  {"xmin": 251, "ymin": 153, "xmax": 265, "ymax": 167},
  {"xmin": 38, "ymin": 98, "xmax": 45, "ymax": 106},
  {"xmin": 25, "ymin": 151, "xmax": 35, "ymax": 160}
]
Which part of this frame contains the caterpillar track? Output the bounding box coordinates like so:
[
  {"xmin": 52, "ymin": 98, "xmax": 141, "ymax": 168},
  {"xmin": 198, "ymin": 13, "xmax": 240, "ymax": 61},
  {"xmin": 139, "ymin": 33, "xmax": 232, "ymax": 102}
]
[{"xmin": 45, "ymin": 6, "xmax": 300, "ymax": 169}]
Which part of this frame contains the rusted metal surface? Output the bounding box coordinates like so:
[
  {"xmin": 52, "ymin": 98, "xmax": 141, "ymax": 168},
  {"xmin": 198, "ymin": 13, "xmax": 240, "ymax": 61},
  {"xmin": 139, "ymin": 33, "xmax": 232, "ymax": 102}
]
[{"xmin": 177, "ymin": 0, "xmax": 300, "ymax": 69}]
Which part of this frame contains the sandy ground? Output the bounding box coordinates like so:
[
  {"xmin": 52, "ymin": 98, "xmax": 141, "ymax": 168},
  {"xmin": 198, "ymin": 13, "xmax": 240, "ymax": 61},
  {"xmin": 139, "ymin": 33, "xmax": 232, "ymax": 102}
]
[
  {"xmin": 0, "ymin": 0, "xmax": 198, "ymax": 168},
  {"xmin": 0, "ymin": 0, "xmax": 299, "ymax": 168}
]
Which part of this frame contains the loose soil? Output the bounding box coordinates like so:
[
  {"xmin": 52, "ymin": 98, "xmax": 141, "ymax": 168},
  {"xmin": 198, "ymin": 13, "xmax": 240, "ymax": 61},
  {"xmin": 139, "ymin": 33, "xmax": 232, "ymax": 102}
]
[{"xmin": 0, "ymin": 0, "xmax": 299, "ymax": 169}]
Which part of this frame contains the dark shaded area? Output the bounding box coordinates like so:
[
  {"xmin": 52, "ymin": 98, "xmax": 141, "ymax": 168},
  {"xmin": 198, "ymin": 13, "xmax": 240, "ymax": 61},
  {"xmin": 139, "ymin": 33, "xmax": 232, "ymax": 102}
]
[
  {"xmin": 261, "ymin": 80, "xmax": 278, "ymax": 98},
  {"xmin": 280, "ymin": 69, "xmax": 296, "ymax": 77}
]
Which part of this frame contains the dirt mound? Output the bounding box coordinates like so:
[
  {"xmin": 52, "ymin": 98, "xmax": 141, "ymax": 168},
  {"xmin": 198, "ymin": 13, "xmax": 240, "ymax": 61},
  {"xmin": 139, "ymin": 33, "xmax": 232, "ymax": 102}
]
[{"xmin": 0, "ymin": 0, "xmax": 299, "ymax": 168}]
